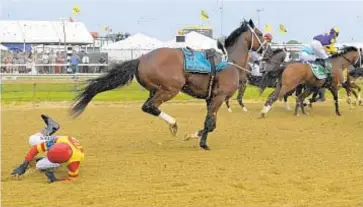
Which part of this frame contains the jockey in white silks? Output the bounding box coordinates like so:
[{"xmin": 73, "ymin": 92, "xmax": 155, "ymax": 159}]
[{"xmin": 299, "ymin": 45, "xmax": 316, "ymax": 62}]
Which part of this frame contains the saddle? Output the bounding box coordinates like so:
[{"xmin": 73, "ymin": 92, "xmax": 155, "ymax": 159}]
[{"xmin": 186, "ymin": 47, "xmax": 218, "ymax": 100}]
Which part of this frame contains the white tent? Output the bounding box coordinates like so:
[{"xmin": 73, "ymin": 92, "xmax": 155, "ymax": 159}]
[
  {"xmin": 0, "ymin": 44, "xmax": 8, "ymax": 50},
  {"xmin": 101, "ymin": 33, "xmax": 164, "ymax": 61},
  {"xmin": 0, "ymin": 20, "xmax": 93, "ymax": 44},
  {"xmin": 102, "ymin": 33, "xmax": 164, "ymax": 50}
]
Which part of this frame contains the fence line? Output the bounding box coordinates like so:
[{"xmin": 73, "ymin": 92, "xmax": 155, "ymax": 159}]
[
  {"xmin": 1, "ymin": 63, "xmax": 109, "ymax": 67},
  {"xmin": 1, "ymin": 73, "xmax": 102, "ymax": 77}
]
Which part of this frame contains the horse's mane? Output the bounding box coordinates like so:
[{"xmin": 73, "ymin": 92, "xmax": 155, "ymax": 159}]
[
  {"xmin": 331, "ymin": 46, "xmax": 358, "ymax": 58},
  {"xmin": 224, "ymin": 20, "xmax": 249, "ymax": 49},
  {"xmin": 273, "ymin": 48, "xmax": 284, "ymax": 54}
]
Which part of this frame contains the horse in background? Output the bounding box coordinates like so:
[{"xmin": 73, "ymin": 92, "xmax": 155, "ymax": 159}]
[
  {"xmin": 224, "ymin": 46, "xmax": 292, "ymax": 112},
  {"xmin": 259, "ymin": 46, "xmax": 361, "ymax": 118},
  {"xmin": 71, "ymin": 19, "xmax": 266, "ymax": 150}
]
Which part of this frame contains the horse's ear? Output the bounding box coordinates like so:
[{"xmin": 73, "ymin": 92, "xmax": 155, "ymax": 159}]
[{"xmin": 248, "ymin": 19, "xmax": 255, "ymax": 28}]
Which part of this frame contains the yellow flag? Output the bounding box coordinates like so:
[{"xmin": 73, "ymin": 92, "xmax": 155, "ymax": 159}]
[
  {"xmin": 72, "ymin": 5, "xmax": 81, "ymax": 16},
  {"xmin": 264, "ymin": 24, "xmax": 271, "ymax": 33},
  {"xmin": 279, "ymin": 24, "xmax": 287, "ymax": 33},
  {"xmin": 201, "ymin": 10, "xmax": 209, "ymax": 20}
]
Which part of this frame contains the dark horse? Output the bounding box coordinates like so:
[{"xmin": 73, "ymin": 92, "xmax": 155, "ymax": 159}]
[
  {"xmin": 224, "ymin": 46, "xmax": 290, "ymax": 112},
  {"xmin": 259, "ymin": 46, "xmax": 361, "ymax": 118},
  {"xmin": 344, "ymin": 66, "xmax": 363, "ymax": 106},
  {"xmin": 70, "ymin": 19, "xmax": 266, "ymax": 150}
]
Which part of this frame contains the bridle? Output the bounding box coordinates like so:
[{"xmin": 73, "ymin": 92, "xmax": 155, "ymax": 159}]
[
  {"xmin": 226, "ymin": 25, "xmax": 267, "ymax": 73},
  {"xmin": 340, "ymin": 49, "xmax": 361, "ymax": 67}
]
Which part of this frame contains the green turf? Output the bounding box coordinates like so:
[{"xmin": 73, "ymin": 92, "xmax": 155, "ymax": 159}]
[
  {"xmin": 0, "ymin": 81, "xmax": 275, "ymax": 104},
  {"xmin": 1, "ymin": 80, "xmax": 361, "ymax": 104}
]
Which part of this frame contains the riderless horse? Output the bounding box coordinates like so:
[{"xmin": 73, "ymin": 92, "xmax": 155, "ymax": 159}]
[{"xmin": 71, "ymin": 19, "xmax": 266, "ymax": 150}]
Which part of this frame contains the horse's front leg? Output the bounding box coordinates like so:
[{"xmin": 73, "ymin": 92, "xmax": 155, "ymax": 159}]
[
  {"xmin": 199, "ymin": 95, "xmax": 225, "ymax": 150},
  {"xmin": 328, "ymin": 87, "xmax": 341, "ymax": 116},
  {"xmin": 342, "ymin": 81, "xmax": 353, "ymax": 106},
  {"xmin": 236, "ymin": 80, "xmax": 248, "ymax": 112}
]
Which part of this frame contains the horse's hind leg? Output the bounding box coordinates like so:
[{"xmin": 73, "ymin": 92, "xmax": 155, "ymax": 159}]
[
  {"xmin": 142, "ymin": 89, "xmax": 180, "ymax": 136},
  {"xmin": 297, "ymin": 88, "xmax": 313, "ymax": 115},
  {"xmin": 260, "ymin": 88, "xmax": 280, "ymax": 118}
]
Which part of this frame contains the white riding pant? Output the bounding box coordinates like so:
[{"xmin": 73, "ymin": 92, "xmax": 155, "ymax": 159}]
[
  {"xmin": 311, "ymin": 40, "xmax": 329, "ymax": 59},
  {"xmin": 299, "ymin": 52, "xmax": 316, "ymax": 62},
  {"xmin": 36, "ymin": 157, "xmax": 61, "ymax": 170},
  {"xmin": 250, "ymin": 63, "xmax": 262, "ymax": 76}
]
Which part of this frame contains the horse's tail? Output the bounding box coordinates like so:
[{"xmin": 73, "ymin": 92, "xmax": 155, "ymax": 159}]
[
  {"xmin": 71, "ymin": 59, "xmax": 140, "ymax": 118},
  {"xmin": 258, "ymin": 65, "xmax": 285, "ymax": 95}
]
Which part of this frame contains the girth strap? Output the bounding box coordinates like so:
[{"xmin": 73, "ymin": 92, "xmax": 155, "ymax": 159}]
[{"xmin": 206, "ymin": 49, "xmax": 216, "ymax": 100}]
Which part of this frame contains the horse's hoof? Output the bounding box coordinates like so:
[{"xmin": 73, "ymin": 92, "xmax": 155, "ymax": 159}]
[
  {"xmin": 359, "ymin": 100, "xmax": 362, "ymax": 106},
  {"xmin": 169, "ymin": 123, "xmax": 178, "ymax": 136},
  {"xmin": 227, "ymin": 108, "xmax": 232, "ymax": 113},
  {"xmin": 200, "ymin": 144, "xmax": 210, "ymax": 150},
  {"xmin": 242, "ymin": 107, "xmax": 248, "ymax": 112},
  {"xmin": 183, "ymin": 132, "xmax": 199, "ymax": 141},
  {"xmin": 258, "ymin": 113, "xmax": 265, "ymax": 119},
  {"xmin": 336, "ymin": 112, "xmax": 342, "ymax": 116}
]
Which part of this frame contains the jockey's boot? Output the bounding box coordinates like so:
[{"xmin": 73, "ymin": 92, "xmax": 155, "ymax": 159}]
[
  {"xmin": 315, "ymin": 58, "xmax": 326, "ymax": 68},
  {"xmin": 44, "ymin": 169, "xmax": 58, "ymax": 183},
  {"xmin": 40, "ymin": 114, "xmax": 60, "ymax": 136}
]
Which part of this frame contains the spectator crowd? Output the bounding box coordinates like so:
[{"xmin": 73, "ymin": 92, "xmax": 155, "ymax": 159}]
[{"xmin": 1, "ymin": 50, "xmax": 108, "ymax": 74}]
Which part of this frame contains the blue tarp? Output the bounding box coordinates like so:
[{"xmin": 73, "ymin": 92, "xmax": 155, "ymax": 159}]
[{"xmin": 2, "ymin": 43, "xmax": 32, "ymax": 52}]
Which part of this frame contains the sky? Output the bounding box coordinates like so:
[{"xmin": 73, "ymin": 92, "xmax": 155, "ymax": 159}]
[{"xmin": 1, "ymin": 0, "xmax": 363, "ymax": 44}]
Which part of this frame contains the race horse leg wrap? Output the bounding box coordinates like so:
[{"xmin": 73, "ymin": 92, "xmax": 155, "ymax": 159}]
[{"xmin": 204, "ymin": 114, "xmax": 216, "ymax": 133}]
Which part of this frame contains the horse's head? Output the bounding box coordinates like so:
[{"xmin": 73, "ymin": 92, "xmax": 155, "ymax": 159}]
[
  {"xmin": 352, "ymin": 48, "xmax": 363, "ymax": 68},
  {"xmin": 224, "ymin": 19, "xmax": 265, "ymax": 54},
  {"xmin": 333, "ymin": 46, "xmax": 361, "ymax": 67},
  {"xmin": 244, "ymin": 19, "xmax": 266, "ymax": 54}
]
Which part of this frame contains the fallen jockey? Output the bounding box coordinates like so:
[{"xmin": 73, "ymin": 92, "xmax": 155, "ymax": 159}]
[{"xmin": 11, "ymin": 114, "xmax": 85, "ymax": 183}]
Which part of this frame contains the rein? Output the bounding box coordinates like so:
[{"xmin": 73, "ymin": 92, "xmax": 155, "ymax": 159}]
[{"xmin": 225, "ymin": 25, "xmax": 266, "ymax": 74}]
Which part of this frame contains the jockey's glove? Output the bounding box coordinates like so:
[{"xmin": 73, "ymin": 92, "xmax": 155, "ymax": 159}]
[{"xmin": 11, "ymin": 160, "xmax": 30, "ymax": 176}]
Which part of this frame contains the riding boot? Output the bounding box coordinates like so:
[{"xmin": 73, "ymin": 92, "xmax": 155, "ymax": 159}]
[
  {"xmin": 40, "ymin": 114, "xmax": 60, "ymax": 136},
  {"xmin": 44, "ymin": 169, "xmax": 58, "ymax": 183}
]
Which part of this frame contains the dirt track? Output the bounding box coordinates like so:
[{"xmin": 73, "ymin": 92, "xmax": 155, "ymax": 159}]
[{"xmin": 2, "ymin": 101, "xmax": 363, "ymax": 207}]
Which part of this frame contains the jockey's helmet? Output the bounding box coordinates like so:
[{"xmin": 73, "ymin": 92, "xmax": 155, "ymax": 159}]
[
  {"xmin": 263, "ymin": 33, "xmax": 273, "ymax": 42},
  {"xmin": 330, "ymin": 27, "xmax": 339, "ymax": 37}
]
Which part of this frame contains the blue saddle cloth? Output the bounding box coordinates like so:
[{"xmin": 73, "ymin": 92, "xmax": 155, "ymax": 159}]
[{"xmin": 181, "ymin": 48, "xmax": 228, "ymax": 74}]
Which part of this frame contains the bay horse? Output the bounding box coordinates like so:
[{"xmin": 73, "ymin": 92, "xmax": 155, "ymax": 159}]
[
  {"xmin": 259, "ymin": 46, "xmax": 361, "ymax": 118},
  {"xmin": 224, "ymin": 46, "xmax": 291, "ymax": 112},
  {"xmin": 70, "ymin": 19, "xmax": 266, "ymax": 150}
]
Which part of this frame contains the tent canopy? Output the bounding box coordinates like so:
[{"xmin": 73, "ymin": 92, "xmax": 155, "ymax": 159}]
[
  {"xmin": 102, "ymin": 33, "xmax": 164, "ymax": 50},
  {"xmin": 0, "ymin": 20, "xmax": 94, "ymax": 44}
]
